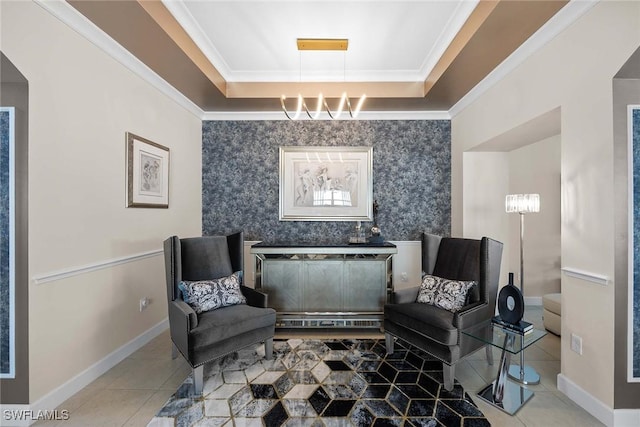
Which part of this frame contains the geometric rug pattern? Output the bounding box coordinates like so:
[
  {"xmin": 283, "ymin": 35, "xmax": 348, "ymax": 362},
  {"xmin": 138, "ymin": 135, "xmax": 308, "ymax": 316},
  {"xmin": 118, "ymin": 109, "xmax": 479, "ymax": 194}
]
[{"xmin": 148, "ymin": 338, "xmax": 489, "ymax": 427}]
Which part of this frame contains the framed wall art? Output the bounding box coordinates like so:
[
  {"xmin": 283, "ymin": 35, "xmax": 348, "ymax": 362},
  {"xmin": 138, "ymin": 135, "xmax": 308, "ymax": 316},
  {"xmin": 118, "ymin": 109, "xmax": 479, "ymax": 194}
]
[
  {"xmin": 279, "ymin": 146, "xmax": 373, "ymax": 221},
  {"xmin": 0, "ymin": 107, "xmax": 15, "ymax": 378},
  {"xmin": 126, "ymin": 132, "xmax": 169, "ymax": 208},
  {"xmin": 629, "ymin": 105, "xmax": 640, "ymax": 381}
]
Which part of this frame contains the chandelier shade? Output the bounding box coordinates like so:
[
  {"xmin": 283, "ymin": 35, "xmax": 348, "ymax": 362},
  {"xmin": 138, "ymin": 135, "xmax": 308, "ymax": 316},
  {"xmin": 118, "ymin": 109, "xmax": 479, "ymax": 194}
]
[{"xmin": 505, "ymin": 193, "xmax": 540, "ymax": 214}]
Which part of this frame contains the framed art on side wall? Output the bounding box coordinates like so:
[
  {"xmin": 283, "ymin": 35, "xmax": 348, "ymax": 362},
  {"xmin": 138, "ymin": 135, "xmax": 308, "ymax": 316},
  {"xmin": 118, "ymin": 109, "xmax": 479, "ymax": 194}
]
[
  {"xmin": 279, "ymin": 146, "xmax": 373, "ymax": 221},
  {"xmin": 126, "ymin": 132, "xmax": 169, "ymax": 208},
  {"xmin": 0, "ymin": 107, "xmax": 15, "ymax": 379},
  {"xmin": 629, "ymin": 105, "xmax": 640, "ymax": 381}
]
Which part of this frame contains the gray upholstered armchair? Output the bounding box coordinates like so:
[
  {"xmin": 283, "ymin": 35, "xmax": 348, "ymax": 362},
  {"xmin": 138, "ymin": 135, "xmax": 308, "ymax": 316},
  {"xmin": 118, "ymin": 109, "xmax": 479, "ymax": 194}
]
[
  {"xmin": 384, "ymin": 233, "xmax": 503, "ymax": 391},
  {"xmin": 163, "ymin": 231, "xmax": 276, "ymax": 395}
]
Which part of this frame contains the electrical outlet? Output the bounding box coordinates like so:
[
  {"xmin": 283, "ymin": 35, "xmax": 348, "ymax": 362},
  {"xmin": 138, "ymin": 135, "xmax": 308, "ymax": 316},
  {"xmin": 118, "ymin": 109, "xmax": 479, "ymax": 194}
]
[
  {"xmin": 571, "ymin": 333, "xmax": 583, "ymax": 355},
  {"xmin": 139, "ymin": 297, "xmax": 151, "ymax": 312},
  {"xmin": 401, "ymin": 272, "xmax": 409, "ymax": 282}
]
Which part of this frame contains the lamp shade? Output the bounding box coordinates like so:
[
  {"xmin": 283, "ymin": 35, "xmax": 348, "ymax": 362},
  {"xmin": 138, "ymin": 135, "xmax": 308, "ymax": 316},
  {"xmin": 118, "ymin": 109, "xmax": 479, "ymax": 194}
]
[{"xmin": 505, "ymin": 194, "xmax": 540, "ymax": 213}]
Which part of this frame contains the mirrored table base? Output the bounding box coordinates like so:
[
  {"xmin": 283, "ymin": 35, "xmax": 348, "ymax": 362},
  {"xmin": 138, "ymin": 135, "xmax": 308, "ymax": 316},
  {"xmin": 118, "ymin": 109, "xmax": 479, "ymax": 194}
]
[
  {"xmin": 475, "ymin": 332, "xmax": 535, "ymax": 415},
  {"xmin": 477, "ymin": 380, "xmax": 534, "ymax": 415},
  {"xmin": 508, "ymin": 364, "xmax": 541, "ymax": 385}
]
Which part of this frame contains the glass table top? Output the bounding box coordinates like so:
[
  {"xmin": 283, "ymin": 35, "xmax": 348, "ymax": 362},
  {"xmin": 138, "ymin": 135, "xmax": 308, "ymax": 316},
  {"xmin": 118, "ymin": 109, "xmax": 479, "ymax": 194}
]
[{"xmin": 462, "ymin": 321, "xmax": 547, "ymax": 355}]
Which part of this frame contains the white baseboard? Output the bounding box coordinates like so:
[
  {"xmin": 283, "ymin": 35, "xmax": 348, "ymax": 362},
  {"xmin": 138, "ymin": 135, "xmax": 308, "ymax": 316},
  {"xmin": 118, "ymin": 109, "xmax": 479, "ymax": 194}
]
[
  {"xmin": 557, "ymin": 374, "xmax": 640, "ymax": 427},
  {"xmin": 558, "ymin": 373, "xmax": 612, "ymax": 426},
  {"xmin": 0, "ymin": 319, "xmax": 169, "ymax": 426}
]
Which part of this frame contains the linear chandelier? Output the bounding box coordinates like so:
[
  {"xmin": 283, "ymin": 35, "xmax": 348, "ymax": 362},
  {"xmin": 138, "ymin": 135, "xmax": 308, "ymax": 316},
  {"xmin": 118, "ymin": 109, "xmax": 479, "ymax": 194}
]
[
  {"xmin": 281, "ymin": 38, "xmax": 366, "ymax": 120},
  {"xmin": 280, "ymin": 93, "xmax": 367, "ymax": 120}
]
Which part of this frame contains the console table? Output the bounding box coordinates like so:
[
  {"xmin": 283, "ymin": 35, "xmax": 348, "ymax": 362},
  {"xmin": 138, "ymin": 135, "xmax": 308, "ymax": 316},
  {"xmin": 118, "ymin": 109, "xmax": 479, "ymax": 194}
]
[{"xmin": 250, "ymin": 242, "xmax": 397, "ymax": 328}]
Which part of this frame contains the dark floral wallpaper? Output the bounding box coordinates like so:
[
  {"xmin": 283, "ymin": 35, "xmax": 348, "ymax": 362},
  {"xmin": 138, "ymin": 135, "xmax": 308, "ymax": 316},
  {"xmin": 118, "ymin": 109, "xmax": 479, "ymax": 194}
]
[
  {"xmin": 1, "ymin": 110, "xmax": 9, "ymax": 374},
  {"xmin": 202, "ymin": 120, "xmax": 450, "ymax": 244},
  {"xmin": 633, "ymin": 108, "xmax": 640, "ymax": 378}
]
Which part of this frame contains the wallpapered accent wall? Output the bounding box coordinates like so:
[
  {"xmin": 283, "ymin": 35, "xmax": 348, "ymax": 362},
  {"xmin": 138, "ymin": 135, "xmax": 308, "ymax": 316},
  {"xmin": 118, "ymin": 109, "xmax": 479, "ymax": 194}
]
[{"xmin": 202, "ymin": 120, "xmax": 450, "ymax": 243}]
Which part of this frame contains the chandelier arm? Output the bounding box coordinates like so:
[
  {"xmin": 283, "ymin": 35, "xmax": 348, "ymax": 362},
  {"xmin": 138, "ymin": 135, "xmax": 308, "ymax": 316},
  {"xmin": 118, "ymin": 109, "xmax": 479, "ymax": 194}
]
[
  {"xmin": 280, "ymin": 97, "xmax": 297, "ymax": 120},
  {"xmin": 304, "ymin": 97, "xmax": 321, "ymax": 120},
  {"xmin": 345, "ymin": 96, "xmax": 354, "ymax": 119},
  {"xmin": 323, "ymin": 98, "xmax": 336, "ymax": 119},
  {"xmin": 311, "ymin": 94, "xmax": 324, "ymax": 120},
  {"xmin": 352, "ymin": 94, "xmax": 367, "ymax": 118}
]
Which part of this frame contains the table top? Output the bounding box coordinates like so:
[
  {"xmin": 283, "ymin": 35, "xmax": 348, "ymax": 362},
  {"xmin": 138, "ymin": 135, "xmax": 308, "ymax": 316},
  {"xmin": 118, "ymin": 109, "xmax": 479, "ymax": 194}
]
[
  {"xmin": 462, "ymin": 321, "xmax": 547, "ymax": 355},
  {"xmin": 251, "ymin": 241, "xmax": 396, "ymax": 249},
  {"xmin": 250, "ymin": 241, "xmax": 398, "ymax": 255}
]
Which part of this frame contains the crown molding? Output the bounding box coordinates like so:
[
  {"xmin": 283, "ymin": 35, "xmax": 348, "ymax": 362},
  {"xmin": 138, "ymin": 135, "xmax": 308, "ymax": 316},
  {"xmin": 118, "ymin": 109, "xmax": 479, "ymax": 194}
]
[
  {"xmin": 228, "ymin": 69, "xmax": 427, "ymax": 83},
  {"xmin": 34, "ymin": 0, "xmax": 205, "ymax": 119},
  {"xmin": 162, "ymin": 1, "xmax": 478, "ymax": 85},
  {"xmin": 35, "ymin": 0, "xmax": 596, "ymax": 121},
  {"xmin": 449, "ymin": 0, "xmax": 599, "ymax": 118},
  {"xmin": 202, "ymin": 110, "xmax": 450, "ymax": 121},
  {"xmin": 160, "ymin": 0, "xmax": 232, "ymax": 80},
  {"xmin": 417, "ymin": 0, "xmax": 479, "ymax": 80}
]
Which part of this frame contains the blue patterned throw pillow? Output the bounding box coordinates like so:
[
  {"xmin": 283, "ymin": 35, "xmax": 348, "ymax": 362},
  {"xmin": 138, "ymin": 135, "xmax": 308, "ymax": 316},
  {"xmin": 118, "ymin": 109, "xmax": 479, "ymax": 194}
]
[
  {"xmin": 179, "ymin": 271, "xmax": 246, "ymax": 313},
  {"xmin": 416, "ymin": 274, "xmax": 477, "ymax": 312}
]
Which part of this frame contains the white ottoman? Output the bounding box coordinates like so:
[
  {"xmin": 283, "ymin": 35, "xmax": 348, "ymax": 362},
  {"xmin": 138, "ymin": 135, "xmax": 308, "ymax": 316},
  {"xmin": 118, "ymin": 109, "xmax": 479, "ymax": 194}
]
[{"xmin": 542, "ymin": 293, "xmax": 561, "ymax": 336}]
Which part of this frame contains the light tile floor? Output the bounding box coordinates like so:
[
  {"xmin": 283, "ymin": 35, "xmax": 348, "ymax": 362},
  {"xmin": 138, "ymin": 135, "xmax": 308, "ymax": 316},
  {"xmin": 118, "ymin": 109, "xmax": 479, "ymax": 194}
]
[
  {"xmin": 34, "ymin": 307, "xmax": 603, "ymax": 427},
  {"xmin": 459, "ymin": 306, "xmax": 604, "ymax": 427}
]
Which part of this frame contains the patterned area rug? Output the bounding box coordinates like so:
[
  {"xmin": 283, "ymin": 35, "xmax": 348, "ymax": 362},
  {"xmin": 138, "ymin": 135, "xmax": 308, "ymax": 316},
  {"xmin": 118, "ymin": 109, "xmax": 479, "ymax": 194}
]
[{"xmin": 148, "ymin": 339, "xmax": 489, "ymax": 427}]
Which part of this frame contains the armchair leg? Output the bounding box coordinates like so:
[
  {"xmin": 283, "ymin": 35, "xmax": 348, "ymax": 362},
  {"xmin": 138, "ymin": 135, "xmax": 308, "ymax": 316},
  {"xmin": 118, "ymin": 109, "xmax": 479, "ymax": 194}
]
[
  {"xmin": 385, "ymin": 333, "xmax": 394, "ymax": 355},
  {"xmin": 171, "ymin": 342, "xmax": 178, "ymax": 360},
  {"xmin": 486, "ymin": 344, "xmax": 494, "ymax": 366},
  {"xmin": 443, "ymin": 363, "xmax": 455, "ymax": 391},
  {"xmin": 265, "ymin": 338, "xmax": 273, "ymax": 360},
  {"xmin": 193, "ymin": 365, "xmax": 204, "ymax": 396}
]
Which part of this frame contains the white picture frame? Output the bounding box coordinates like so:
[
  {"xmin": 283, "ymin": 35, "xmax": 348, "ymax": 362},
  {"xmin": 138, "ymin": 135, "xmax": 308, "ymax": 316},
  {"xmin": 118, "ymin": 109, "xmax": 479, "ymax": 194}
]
[{"xmin": 279, "ymin": 146, "xmax": 373, "ymax": 221}]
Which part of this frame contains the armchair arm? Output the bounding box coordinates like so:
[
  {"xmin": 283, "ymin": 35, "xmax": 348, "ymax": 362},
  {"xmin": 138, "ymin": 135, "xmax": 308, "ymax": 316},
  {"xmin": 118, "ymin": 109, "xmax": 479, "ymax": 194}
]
[
  {"xmin": 169, "ymin": 300, "xmax": 198, "ymax": 359},
  {"xmin": 392, "ymin": 286, "xmax": 420, "ymax": 304},
  {"xmin": 171, "ymin": 300, "xmax": 198, "ymax": 329},
  {"xmin": 452, "ymin": 301, "xmax": 492, "ymax": 330},
  {"xmin": 241, "ymin": 285, "xmax": 269, "ymax": 308}
]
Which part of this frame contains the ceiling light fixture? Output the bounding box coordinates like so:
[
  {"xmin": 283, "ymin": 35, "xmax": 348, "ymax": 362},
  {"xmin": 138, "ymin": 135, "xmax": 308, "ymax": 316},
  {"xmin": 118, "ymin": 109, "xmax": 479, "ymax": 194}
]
[{"xmin": 281, "ymin": 38, "xmax": 366, "ymax": 120}]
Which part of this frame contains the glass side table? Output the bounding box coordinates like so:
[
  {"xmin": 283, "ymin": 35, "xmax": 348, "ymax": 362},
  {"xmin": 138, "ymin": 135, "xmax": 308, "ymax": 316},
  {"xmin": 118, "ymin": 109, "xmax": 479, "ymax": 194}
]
[{"xmin": 462, "ymin": 321, "xmax": 547, "ymax": 415}]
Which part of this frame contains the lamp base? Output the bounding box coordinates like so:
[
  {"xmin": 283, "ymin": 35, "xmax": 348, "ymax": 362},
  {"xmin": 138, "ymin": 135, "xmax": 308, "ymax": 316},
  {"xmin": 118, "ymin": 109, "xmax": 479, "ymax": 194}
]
[{"xmin": 508, "ymin": 364, "xmax": 540, "ymax": 385}]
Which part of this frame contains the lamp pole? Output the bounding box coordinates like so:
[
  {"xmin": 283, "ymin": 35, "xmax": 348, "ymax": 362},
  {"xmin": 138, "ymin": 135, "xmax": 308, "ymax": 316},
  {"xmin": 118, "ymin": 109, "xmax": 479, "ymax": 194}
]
[
  {"xmin": 520, "ymin": 212, "xmax": 525, "ymax": 299},
  {"xmin": 506, "ymin": 198, "xmax": 541, "ymax": 385}
]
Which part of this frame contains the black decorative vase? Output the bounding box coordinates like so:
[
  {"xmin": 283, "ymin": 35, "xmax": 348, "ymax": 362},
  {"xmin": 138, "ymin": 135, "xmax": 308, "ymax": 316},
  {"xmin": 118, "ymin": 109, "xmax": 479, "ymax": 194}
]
[{"xmin": 497, "ymin": 272, "xmax": 525, "ymax": 325}]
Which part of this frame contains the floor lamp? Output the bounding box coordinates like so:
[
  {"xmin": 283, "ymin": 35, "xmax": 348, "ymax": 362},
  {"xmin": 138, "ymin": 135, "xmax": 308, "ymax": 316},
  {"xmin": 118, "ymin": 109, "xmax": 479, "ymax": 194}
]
[{"xmin": 505, "ymin": 193, "xmax": 541, "ymax": 385}]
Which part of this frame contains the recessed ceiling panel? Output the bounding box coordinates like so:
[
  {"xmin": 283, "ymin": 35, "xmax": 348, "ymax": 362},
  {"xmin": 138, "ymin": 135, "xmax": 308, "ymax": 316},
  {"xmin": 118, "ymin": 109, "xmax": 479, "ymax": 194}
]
[{"xmin": 164, "ymin": 0, "xmax": 478, "ymax": 82}]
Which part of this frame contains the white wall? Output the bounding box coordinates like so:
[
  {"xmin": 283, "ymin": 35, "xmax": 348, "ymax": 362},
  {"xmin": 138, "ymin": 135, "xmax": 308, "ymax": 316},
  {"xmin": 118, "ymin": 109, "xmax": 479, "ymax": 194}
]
[
  {"xmin": 461, "ymin": 138, "xmax": 560, "ymax": 304},
  {"xmin": 1, "ymin": 1, "xmax": 202, "ymax": 402},
  {"xmin": 508, "ymin": 135, "xmax": 561, "ymax": 298},
  {"xmin": 462, "ymin": 151, "xmax": 510, "ymax": 287},
  {"xmin": 390, "ymin": 241, "xmax": 422, "ymax": 290},
  {"xmin": 452, "ymin": 0, "xmax": 640, "ymax": 410}
]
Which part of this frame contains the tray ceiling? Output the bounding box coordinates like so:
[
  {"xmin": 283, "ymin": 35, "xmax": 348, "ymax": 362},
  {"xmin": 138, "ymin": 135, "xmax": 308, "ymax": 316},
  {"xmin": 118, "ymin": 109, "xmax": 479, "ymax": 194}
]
[{"xmin": 67, "ymin": 0, "xmax": 569, "ymax": 114}]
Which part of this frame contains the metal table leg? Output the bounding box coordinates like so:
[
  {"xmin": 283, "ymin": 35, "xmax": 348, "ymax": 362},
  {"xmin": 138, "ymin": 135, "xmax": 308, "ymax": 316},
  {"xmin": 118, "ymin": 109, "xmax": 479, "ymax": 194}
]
[{"xmin": 476, "ymin": 333, "xmax": 535, "ymax": 415}]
